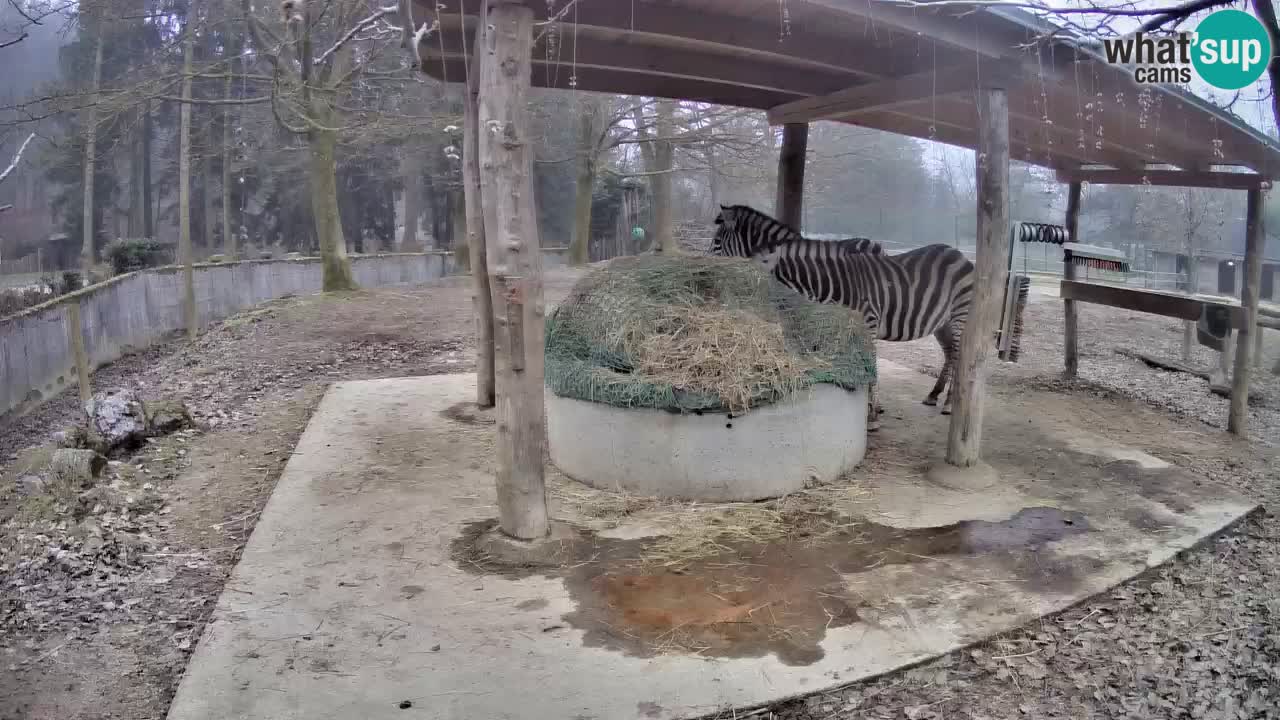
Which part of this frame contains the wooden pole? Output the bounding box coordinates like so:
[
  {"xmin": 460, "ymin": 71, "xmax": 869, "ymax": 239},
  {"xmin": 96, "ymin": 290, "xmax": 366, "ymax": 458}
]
[
  {"xmin": 1062, "ymin": 181, "xmax": 1082, "ymax": 378},
  {"xmin": 1228, "ymin": 186, "xmax": 1264, "ymax": 435},
  {"xmin": 66, "ymin": 302, "xmax": 92, "ymax": 411},
  {"xmin": 774, "ymin": 122, "xmax": 808, "ymax": 229},
  {"xmin": 477, "ymin": 1, "xmax": 549, "ymax": 540},
  {"xmin": 464, "ymin": 1, "xmax": 495, "ymax": 408},
  {"xmin": 946, "ymin": 87, "xmax": 1010, "ymax": 467}
]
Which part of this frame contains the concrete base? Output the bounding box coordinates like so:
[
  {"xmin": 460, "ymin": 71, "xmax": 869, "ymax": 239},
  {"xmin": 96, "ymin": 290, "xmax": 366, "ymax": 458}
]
[
  {"xmin": 166, "ymin": 367, "xmax": 1257, "ymax": 720},
  {"xmin": 546, "ymin": 385, "xmax": 868, "ymax": 501}
]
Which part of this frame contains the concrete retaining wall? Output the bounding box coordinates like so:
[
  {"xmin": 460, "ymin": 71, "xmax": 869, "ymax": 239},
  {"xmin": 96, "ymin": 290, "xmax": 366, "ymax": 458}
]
[{"xmin": 1, "ymin": 248, "xmax": 570, "ymax": 418}]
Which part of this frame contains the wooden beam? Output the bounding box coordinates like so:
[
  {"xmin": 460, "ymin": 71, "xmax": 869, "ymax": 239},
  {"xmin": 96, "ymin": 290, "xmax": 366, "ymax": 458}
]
[
  {"xmin": 425, "ymin": 0, "xmax": 903, "ymax": 83},
  {"xmin": 428, "ymin": 19, "xmax": 863, "ymax": 101},
  {"xmin": 1228, "ymin": 187, "xmax": 1265, "ymax": 435},
  {"xmin": 420, "ymin": 54, "xmax": 800, "ymax": 111},
  {"xmin": 1060, "ymin": 281, "xmax": 1207, "ymax": 320},
  {"xmin": 808, "ymin": 0, "xmax": 1012, "ymax": 59},
  {"xmin": 947, "ymin": 86, "xmax": 1010, "ymax": 468},
  {"xmin": 1063, "ymin": 181, "xmax": 1082, "ymax": 378},
  {"xmin": 477, "ymin": 1, "xmax": 548, "ymax": 540},
  {"xmin": 767, "ymin": 64, "xmax": 1018, "ymax": 125},
  {"xmin": 1056, "ymin": 168, "xmax": 1269, "ymax": 190},
  {"xmin": 775, "ymin": 123, "xmax": 808, "ymax": 229},
  {"xmin": 464, "ymin": 0, "xmax": 495, "ymax": 408}
]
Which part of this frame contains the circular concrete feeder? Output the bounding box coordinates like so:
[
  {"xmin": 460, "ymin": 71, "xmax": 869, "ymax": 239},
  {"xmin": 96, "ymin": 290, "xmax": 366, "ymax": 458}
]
[{"xmin": 547, "ymin": 385, "xmax": 868, "ymax": 502}]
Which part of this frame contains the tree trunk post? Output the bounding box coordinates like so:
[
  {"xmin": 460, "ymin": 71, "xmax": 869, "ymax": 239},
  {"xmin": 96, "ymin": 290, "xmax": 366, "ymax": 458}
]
[
  {"xmin": 775, "ymin": 122, "xmax": 808, "ymax": 230},
  {"xmin": 652, "ymin": 100, "xmax": 677, "ymax": 253},
  {"xmin": 945, "ymin": 86, "xmax": 1010, "ymax": 468},
  {"xmin": 1228, "ymin": 186, "xmax": 1265, "ymax": 435},
  {"xmin": 477, "ymin": 1, "xmax": 548, "ymax": 539},
  {"xmin": 464, "ymin": 0, "xmax": 496, "ymax": 408},
  {"xmin": 1063, "ymin": 180, "xmax": 1082, "ymax": 377}
]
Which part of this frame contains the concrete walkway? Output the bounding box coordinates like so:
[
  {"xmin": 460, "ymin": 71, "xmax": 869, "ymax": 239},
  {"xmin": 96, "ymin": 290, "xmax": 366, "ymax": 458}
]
[{"xmin": 165, "ymin": 366, "xmax": 1256, "ymax": 720}]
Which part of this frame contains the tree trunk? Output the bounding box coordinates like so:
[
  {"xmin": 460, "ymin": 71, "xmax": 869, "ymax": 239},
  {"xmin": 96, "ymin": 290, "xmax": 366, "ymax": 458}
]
[
  {"xmin": 569, "ymin": 100, "xmax": 600, "ymax": 266},
  {"xmin": 464, "ymin": 9, "xmax": 495, "ymax": 407},
  {"xmin": 1228, "ymin": 188, "xmax": 1264, "ymax": 435},
  {"xmin": 652, "ymin": 99, "xmax": 675, "ymax": 254},
  {"xmin": 80, "ymin": 34, "xmax": 104, "ymax": 277},
  {"xmin": 450, "ymin": 189, "xmax": 466, "ymax": 263},
  {"xmin": 142, "ymin": 101, "xmax": 154, "ymax": 239},
  {"xmin": 222, "ymin": 94, "xmax": 235, "ymax": 256},
  {"xmin": 129, "ymin": 119, "xmax": 143, "ymax": 236},
  {"xmin": 400, "ymin": 150, "xmax": 423, "ymax": 252},
  {"xmin": 179, "ymin": 30, "xmax": 197, "ymax": 341},
  {"xmin": 201, "ymin": 157, "xmax": 215, "ymax": 253},
  {"xmin": 478, "ymin": 1, "xmax": 547, "ymax": 540},
  {"xmin": 309, "ymin": 126, "xmax": 356, "ymax": 291}
]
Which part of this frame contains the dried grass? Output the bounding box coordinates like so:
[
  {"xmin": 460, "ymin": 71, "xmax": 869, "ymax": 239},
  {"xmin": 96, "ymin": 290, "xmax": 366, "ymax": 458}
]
[{"xmin": 613, "ymin": 302, "xmax": 831, "ymax": 414}]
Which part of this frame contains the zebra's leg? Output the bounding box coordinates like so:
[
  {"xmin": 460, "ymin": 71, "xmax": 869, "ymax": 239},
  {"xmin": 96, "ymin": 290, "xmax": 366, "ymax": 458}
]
[
  {"xmin": 924, "ymin": 325, "xmax": 955, "ymax": 407},
  {"xmin": 940, "ymin": 326, "xmax": 959, "ymax": 416},
  {"xmin": 867, "ymin": 381, "xmax": 881, "ymax": 432}
]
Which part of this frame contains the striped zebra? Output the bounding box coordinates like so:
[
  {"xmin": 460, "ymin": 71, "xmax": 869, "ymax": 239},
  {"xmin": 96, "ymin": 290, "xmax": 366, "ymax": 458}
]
[{"xmin": 711, "ymin": 204, "xmax": 974, "ymax": 430}]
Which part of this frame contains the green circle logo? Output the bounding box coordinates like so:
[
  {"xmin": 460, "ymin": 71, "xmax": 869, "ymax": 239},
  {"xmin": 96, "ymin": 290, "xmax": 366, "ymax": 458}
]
[{"xmin": 1192, "ymin": 9, "xmax": 1272, "ymax": 90}]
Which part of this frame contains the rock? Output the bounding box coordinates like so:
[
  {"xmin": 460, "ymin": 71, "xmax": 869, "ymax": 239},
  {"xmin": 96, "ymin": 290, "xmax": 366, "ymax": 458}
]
[
  {"xmin": 207, "ymin": 254, "xmax": 226, "ymax": 263},
  {"xmin": 55, "ymin": 425, "xmax": 108, "ymax": 454},
  {"xmin": 16, "ymin": 474, "xmax": 47, "ymax": 496},
  {"xmin": 143, "ymin": 398, "xmax": 193, "ymax": 436},
  {"xmin": 85, "ymin": 389, "xmax": 146, "ymax": 454},
  {"xmin": 49, "ymin": 449, "xmax": 108, "ymax": 486},
  {"xmin": 77, "ymin": 485, "xmax": 128, "ymax": 515}
]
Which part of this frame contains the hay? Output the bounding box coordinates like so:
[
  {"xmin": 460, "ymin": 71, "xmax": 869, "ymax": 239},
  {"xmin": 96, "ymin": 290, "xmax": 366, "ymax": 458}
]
[{"xmin": 545, "ymin": 255, "xmax": 876, "ymax": 414}]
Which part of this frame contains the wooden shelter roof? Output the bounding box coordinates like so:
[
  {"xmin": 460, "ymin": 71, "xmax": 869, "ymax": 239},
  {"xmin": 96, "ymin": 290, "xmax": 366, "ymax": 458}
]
[{"xmin": 416, "ymin": 0, "xmax": 1280, "ymax": 181}]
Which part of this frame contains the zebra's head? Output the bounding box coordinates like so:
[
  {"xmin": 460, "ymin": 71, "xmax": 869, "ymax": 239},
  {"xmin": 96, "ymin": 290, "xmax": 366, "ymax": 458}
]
[{"xmin": 711, "ymin": 204, "xmax": 797, "ymax": 257}]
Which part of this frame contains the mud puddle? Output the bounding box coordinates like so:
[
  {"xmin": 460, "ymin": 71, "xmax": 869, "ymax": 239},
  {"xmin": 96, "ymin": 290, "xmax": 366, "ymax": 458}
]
[{"xmin": 453, "ymin": 506, "xmax": 1089, "ymax": 666}]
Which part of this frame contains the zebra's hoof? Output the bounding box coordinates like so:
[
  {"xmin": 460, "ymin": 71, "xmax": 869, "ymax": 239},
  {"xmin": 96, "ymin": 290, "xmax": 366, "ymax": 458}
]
[
  {"xmin": 922, "ymin": 397, "xmax": 938, "ymax": 407},
  {"xmin": 940, "ymin": 406, "xmax": 952, "ymax": 416},
  {"xmin": 867, "ymin": 421, "xmax": 881, "ymax": 432}
]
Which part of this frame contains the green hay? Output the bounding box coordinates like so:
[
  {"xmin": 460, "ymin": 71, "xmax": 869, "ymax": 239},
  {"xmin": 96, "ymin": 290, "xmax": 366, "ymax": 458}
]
[{"xmin": 545, "ymin": 255, "xmax": 876, "ymax": 413}]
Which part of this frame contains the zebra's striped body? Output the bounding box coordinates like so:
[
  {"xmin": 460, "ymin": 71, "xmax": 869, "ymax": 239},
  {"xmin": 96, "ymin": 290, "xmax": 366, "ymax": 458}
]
[{"xmin": 712, "ymin": 204, "xmax": 974, "ymax": 427}]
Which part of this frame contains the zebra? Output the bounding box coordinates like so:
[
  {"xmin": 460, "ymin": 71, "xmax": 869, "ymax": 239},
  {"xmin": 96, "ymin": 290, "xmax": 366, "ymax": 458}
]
[{"xmin": 711, "ymin": 204, "xmax": 974, "ymax": 430}]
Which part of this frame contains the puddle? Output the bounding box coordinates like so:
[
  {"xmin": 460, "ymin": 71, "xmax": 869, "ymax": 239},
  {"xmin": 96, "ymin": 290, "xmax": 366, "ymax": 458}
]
[{"xmin": 453, "ymin": 506, "xmax": 1089, "ymax": 666}]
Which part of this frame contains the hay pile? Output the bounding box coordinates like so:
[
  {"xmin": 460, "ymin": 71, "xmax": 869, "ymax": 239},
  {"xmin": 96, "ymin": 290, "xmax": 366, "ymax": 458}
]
[{"xmin": 545, "ymin": 255, "xmax": 876, "ymax": 414}]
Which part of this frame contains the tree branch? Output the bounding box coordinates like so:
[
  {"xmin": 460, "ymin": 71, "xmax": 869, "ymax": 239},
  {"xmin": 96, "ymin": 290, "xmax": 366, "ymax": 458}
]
[{"xmin": 0, "ymin": 132, "xmax": 35, "ymax": 185}]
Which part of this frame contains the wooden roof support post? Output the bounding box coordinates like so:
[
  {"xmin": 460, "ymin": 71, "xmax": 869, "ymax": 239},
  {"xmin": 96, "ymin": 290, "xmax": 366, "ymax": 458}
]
[
  {"xmin": 1228, "ymin": 186, "xmax": 1265, "ymax": 436},
  {"xmin": 477, "ymin": 1, "xmax": 549, "ymax": 539},
  {"xmin": 464, "ymin": 0, "xmax": 495, "ymax": 408},
  {"xmin": 1062, "ymin": 181, "xmax": 1082, "ymax": 378},
  {"xmin": 946, "ymin": 85, "xmax": 1010, "ymax": 468},
  {"xmin": 775, "ymin": 123, "xmax": 808, "ymax": 229}
]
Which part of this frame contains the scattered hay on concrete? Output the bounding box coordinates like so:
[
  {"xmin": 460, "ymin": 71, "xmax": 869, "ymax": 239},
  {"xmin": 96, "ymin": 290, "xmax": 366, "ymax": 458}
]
[{"xmin": 549, "ymin": 468, "xmax": 871, "ymax": 570}]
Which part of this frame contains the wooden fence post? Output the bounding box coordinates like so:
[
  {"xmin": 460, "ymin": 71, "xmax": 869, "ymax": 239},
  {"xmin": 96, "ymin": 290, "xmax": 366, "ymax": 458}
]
[
  {"xmin": 66, "ymin": 302, "xmax": 92, "ymax": 411},
  {"xmin": 1228, "ymin": 186, "xmax": 1264, "ymax": 435},
  {"xmin": 464, "ymin": 0, "xmax": 495, "ymax": 408},
  {"xmin": 477, "ymin": 1, "xmax": 549, "ymax": 540},
  {"xmin": 1063, "ymin": 181, "xmax": 1082, "ymax": 377},
  {"xmin": 774, "ymin": 123, "xmax": 808, "ymax": 229},
  {"xmin": 945, "ymin": 86, "xmax": 1010, "ymax": 467}
]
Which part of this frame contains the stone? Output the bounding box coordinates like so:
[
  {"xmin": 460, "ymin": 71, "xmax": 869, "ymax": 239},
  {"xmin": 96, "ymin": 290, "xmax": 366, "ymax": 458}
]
[
  {"xmin": 85, "ymin": 389, "xmax": 146, "ymax": 454},
  {"xmin": 49, "ymin": 448, "xmax": 108, "ymax": 486},
  {"xmin": 144, "ymin": 398, "xmax": 193, "ymax": 436},
  {"xmin": 16, "ymin": 474, "xmax": 47, "ymax": 496}
]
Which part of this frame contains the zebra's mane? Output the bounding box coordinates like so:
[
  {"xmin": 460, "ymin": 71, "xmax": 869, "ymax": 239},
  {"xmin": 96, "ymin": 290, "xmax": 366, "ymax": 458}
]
[{"xmin": 719, "ymin": 204, "xmax": 882, "ymax": 254}]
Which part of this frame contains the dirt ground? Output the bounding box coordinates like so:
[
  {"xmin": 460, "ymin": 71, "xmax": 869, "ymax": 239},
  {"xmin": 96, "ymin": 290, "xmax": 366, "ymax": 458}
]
[{"xmin": 1, "ymin": 270, "xmax": 1278, "ymax": 720}]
